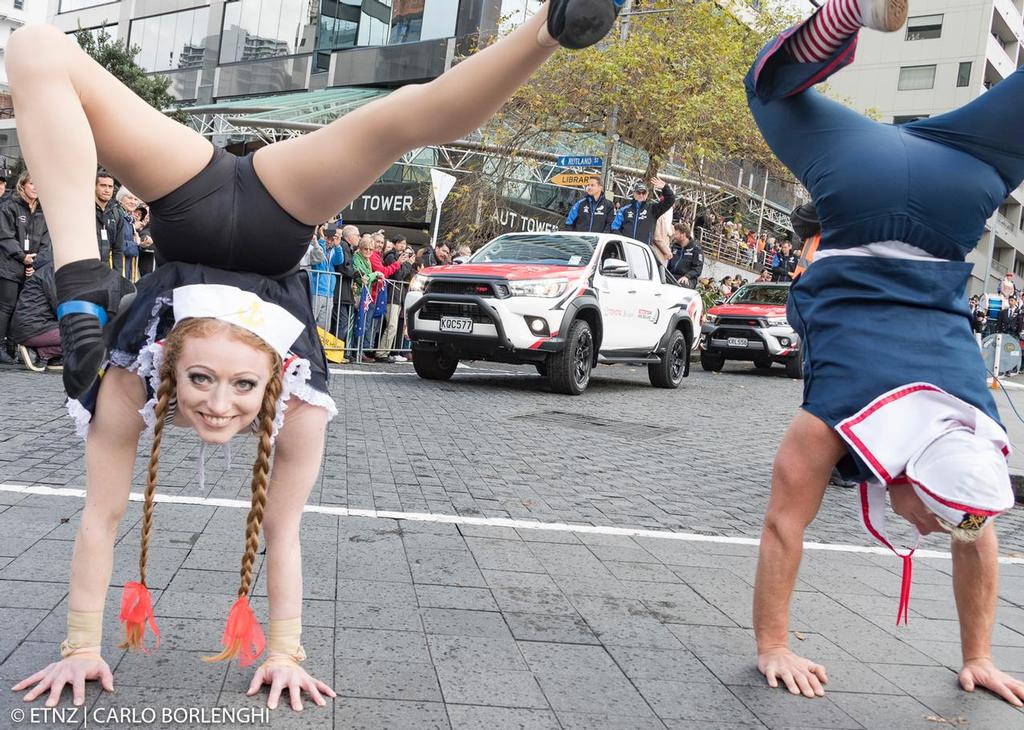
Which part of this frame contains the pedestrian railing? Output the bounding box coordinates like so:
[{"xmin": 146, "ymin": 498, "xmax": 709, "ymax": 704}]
[
  {"xmin": 305, "ymin": 267, "xmax": 412, "ymax": 362},
  {"xmin": 697, "ymin": 229, "xmax": 771, "ymax": 273}
]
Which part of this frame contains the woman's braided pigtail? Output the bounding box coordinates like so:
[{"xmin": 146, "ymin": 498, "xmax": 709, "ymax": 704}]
[{"xmin": 203, "ymin": 362, "xmax": 282, "ymax": 666}]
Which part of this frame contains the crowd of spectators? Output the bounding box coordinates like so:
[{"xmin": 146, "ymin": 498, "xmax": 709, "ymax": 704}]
[
  {"xmin": 694, "ymin": 207, "xmax": 800, "ymax": 275},
  {"xmin": 303, "ymin": 223, "xmax": 419, "ymax": 364},
  {"xmin": 1, "ymin": 163, "xmax": 447, "ymax": 371},
  {"xmin": 971, "ymin": 272, "xmax": 1024, "ymax": 340},
  {"xmin": 1, "ymin": 168, "xmax": 157, "ymax": 371}
]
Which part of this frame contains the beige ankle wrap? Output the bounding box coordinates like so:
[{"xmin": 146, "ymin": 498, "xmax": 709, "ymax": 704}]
[{"xmin": 60, "ymin": 610, "xmax": 103, "ymax": 658}]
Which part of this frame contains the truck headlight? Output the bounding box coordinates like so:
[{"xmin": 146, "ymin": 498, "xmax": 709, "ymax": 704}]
[
  {"xmin": 409, "ymin": 275, "xmax": 427, "ymax": 292},
  {"xmin": 704, "ymin": 314, "xmax": 718, "ymax": 324},
  {"xmin": 508, "ymin": 279, "xmax": 568, "ymax": 298},
  {"xmin": 766, "ymin": 317, "xmax": 789, "ymax": 327}
]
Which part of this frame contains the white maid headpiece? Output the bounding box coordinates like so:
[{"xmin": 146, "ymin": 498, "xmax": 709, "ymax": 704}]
[{"xmin": 172, "ymin": 284, "xmax": 304, "ymax": 358}]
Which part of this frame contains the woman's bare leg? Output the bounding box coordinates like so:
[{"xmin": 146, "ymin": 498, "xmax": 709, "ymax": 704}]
[
  {"xmin": 254, "ymin": 5, "xmax": 560, "ymax": 225},
  {"xmin": 6, "ymin": 24, "xmax": 213, "ymax": 269}
]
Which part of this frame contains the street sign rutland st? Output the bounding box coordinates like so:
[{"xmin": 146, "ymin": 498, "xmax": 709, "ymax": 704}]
[{"xmin": 555, "ymin": 155, "xmax": 603, "ymax": 168}]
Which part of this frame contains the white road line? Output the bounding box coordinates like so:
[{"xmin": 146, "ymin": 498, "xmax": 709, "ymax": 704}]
[{"xmin": 2, "ymin": 483, "xmax": 1021, "ymax": 564}]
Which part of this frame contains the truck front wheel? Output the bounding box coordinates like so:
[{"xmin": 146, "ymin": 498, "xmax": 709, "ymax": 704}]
[
  {"xmin": 549, "ymin": 320, "xmax": 593, "ymax": 395},
  {"xmin": 412, "ymin": 345, "xmax": 458, "ymax": 380}
]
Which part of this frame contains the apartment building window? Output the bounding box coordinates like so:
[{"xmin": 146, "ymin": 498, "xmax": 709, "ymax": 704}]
[
  {"xmin": 129, "ymin": 7, "xmax": 210, "ymax": 73},
  {"xmin": 897, "ymin": 65, "xmax": 936, "ymax": 91},
  {"xmin": 221, "ymin": 0, "xmax": 314, "ymax": 64},
  {"xmin": 957, "ymin": 61, "xmax": 972, "ymax": 88},
  {"xmin": 13, "ymin": 0, "xmax": 23, "ymax": 9},
  {"xmin": 68, "ymin": 23, "xmax": 118, "ymax": 46},
  {"xmin": 317, "ymin": 0, "xmax": 360, "ymax": 52},
  {"xmin": 905, "ymin": 14, "xmax": 942, "ymax": 41},
  {"xmin": 59, "ymin": 0, "xmax": 117, "ymax": 12},
  {"xmin": 389, "ymin": 0, "xmax": 458, "ymax": 45},
  {"xmin": 357, "ymin": 0, "xmax": 391, "ymax": 46}
]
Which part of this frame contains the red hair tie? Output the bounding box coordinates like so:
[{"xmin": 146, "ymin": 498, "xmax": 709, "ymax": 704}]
[
  {"xmin": 203, "ymin": 596, "xmax": 265, "ymax": 666},
  {"xmin": 119, "ymin": 581, "xmax": 161, "ymax": 652}
]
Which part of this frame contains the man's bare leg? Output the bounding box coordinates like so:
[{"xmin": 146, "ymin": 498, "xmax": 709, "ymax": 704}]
[{"xmin": 753, "ymin": 409, "xmax": 846, "ymax": 697}]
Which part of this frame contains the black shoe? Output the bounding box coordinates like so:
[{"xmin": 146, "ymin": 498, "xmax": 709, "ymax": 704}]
[
  {"xmin": 46, "ymin": 357, "xmax": 64, "ymax": 372},
  {"xmin": 376, "ymin": 356, "xmax": 396, "ymax": 364},
  {"xmin": 0, "ymin": 348, "xmax": 14, "ymax": 365},
  {"xmin": 55, "ymin": 260, "xmax": 135, "ymax": 399},
  {"xmin": 547, "ymin": 0, "xmax": 624, "ymax": 49}
]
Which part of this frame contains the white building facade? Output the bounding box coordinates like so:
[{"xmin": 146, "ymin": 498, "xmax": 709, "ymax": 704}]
[{"xmin": 823, "ymin": 0, "xmax": 1024, "ymax": 296}]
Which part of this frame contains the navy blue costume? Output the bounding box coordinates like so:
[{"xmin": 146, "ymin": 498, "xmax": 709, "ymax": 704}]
[{"xmin": 747, "ymin": 17, "xmax": 1024, "ymax": 480}]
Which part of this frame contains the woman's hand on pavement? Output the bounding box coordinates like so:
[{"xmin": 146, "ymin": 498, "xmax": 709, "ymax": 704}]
[
  {"xmin": 246, "ymin": 658, "xmax": 336, "ymax": 711},
  {"xmin": 12, "ymin": 653, "xmax": 114, "ymax": 707},
  {"xmin": 757, "ymin": 647, "xmax": 828, "ymax": 698}
]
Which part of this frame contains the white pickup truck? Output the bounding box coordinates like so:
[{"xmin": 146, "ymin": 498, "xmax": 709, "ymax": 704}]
[{"xmin": 405, "ymin": 232, "xmax": 703, "ymax": 395}]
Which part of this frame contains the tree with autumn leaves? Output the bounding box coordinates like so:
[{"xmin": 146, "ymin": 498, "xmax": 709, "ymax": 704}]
[{"xmin": 438, "ymin": 0, "xmax": 800, "ymax": 246}]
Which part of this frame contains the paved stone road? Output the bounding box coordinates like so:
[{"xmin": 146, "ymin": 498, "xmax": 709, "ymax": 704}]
[{"xmin": 1, "ymin": 361, "xmax": 1022, "ymax": 729}]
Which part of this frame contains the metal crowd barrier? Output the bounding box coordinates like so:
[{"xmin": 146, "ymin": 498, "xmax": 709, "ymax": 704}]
[
  {"xmin": 107, "ymin": 251, "xmax": 156, "ymax": 283},
  {"xmin": 697, "ymin": 229, "xmax": 773, "ymax": 272},
  {"xmin": 304, "ymin": 266, "xmax": 413, "ymax": 363}
]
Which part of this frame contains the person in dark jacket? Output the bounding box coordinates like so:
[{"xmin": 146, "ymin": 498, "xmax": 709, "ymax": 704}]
[
  {"xmin": 609, "ymin": 177, "xmax": 675, "ymax": 248},
  {"xmin": 94, "ymin": 169, "xmax": 124, "ymax": 274},
  {"xmin": 11, "ymin": 261, "xmax": 60, "ymax": 369},
  {"xmin": 770, "ymin": 240, "xmax": 798, "ymax": 282},
  {"xmin": 564, "ymin": 176, "xmax": 612, "ymax": 233},
  {"xmin": 996, "ymin": 296, "xmax": 1022, "ymax": 338},
  {"xmin": 667, "ymin": 223, "xmax": 703, "ymax": 288},
  {"xmin": 332, "ymin": 224, "xmax": 360, "ymax": 344},
  {"xmin": 114, "ymin": 186, "xmax": 144, "ymax": 279},
  {"xmin": 0, "ymin": 171, "xmax": 51, "ymax": 363}
]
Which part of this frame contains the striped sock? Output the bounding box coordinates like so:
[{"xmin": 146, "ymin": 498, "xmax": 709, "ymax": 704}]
[{"xmin": 787, "ymin": 0, "xmax": 864, "ymax": 64}]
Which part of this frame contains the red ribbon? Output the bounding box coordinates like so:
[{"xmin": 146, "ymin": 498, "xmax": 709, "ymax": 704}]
[
  {"xmin": 896, "ymin": 554, "xmax": 914, "ymax": 626},
  {"xmin": 119, "ymin": 581, "xmax": 161, "ymax": 652},
  {"xmin": 221, "ymin": 596, "xmax": 265, "ymax": 667}
]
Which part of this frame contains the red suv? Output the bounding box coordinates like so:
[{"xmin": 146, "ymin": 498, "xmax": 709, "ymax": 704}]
[{"xmin": 699, "ymin": 283, "xmax": 803, "ymax": 379}]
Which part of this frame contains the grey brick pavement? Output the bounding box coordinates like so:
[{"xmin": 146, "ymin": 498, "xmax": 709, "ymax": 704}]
[{"xmin": 0, "ymin": 361, "xmax": 1022, "ymax": 728}]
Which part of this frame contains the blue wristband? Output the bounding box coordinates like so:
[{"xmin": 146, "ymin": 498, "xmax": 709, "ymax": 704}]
[{"xmin": 56, "ymin": 300, "xmax": 109, "ymax": 327}]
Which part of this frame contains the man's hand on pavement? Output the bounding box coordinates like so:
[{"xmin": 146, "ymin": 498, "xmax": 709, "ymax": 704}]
[
  {"xmin": 757, "ymin": 647, "xmax": 828, "ymax": 698},
  {"xmin": 960, "ymin": 658, "xmax": 1024, "ymax": 707}
]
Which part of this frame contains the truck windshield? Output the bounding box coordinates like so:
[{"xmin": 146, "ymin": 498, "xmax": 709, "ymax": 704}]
[
  {"xmin": 729, "ymin": 285, "xmax": 790, "ymax": 305},
  {"xmin": 470, "ymin": 234, "xmax": 597, "ymax": 266}
]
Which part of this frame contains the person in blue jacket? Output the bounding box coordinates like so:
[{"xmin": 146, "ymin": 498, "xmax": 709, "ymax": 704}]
[
  {"xmin": 609, "ymin": 177, "xmax": 674, "ymax": 249},
  {"xmin": 563, "ymin": 175, "xmax": 612, "ymax": 232},
  {"xmin": 745, "ymin": 0, "xmax": 1024, "ymax": 708},
  {"xmin": 308, "ymin": 224, "xmax": 345, "ymax": 329}
]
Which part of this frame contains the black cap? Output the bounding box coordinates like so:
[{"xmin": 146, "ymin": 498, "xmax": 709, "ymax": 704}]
[
  {"xmin": 632, "ymin": 182, "xmax": 648, "ymax": 194},
  {"xmin": 324, "ymin": 224, "xmax": 339, "ymax": 236}
]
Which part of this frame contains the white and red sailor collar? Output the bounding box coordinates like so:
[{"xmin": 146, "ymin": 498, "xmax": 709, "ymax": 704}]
[{"xmin": 838, "ymin": 383, "xmax": 1013, "ymax": 625}]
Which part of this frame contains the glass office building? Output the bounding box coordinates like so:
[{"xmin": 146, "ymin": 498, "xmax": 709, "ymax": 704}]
[{"xmin": 48, "ymin": 0, "xmax": 540, "ymax": 101}]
